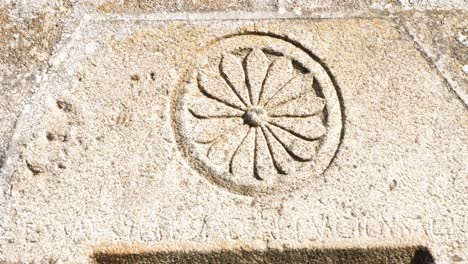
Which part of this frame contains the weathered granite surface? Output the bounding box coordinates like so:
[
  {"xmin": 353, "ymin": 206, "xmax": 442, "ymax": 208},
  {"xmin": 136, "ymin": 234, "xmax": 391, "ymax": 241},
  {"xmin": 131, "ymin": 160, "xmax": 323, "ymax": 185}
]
[
  {"xmin": 0, "ymin": 1, "xmax": 467, "ymax": 263},
  {"xmin": 0, "ymin": 0, "xmax": 72, "ymax": 167}
]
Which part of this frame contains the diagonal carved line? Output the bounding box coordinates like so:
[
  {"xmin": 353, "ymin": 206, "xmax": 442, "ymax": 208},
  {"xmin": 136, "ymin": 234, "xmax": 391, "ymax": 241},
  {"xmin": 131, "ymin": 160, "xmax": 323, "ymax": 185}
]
[
  {"xmin": 260, "ymin": 126, "xmax": 287, "ymax": 175},
  {"xmin": 265, "ymin": 91, "xmax": 309, "ymax": 111},
  {"xmin": 253, "ymin": 128, "xmax": 263, "ymax": 180},
  {"xmin": 219, "ymin": 63, "xmax": 249, "ymax": 107},
  {"xmin": 242, "ymin": 52, "xmax": 255, "ymax": 106},
  {"xmin": 188, "ymin": 109, "xmax": 243, "ymax": 120},
  {"xmin": 267, "ymin": 92, "xmax": 325, "ymax": 115},
  {"xmin": 397, "ymin": 19, "xmax": 468, "ymax": 108},
  {"xmin": 206, "ymin": 139, "xmax": 218, "ymax": 158},
  {"xmin": 194, "ymin": 138, "xmax": 217, "ymax": 145},
  {"xmin": 197, "ymin": 78, "xmax": 245, "ymax": 111},
  {"xmin": 268, "ymin": 113, "xmax": 321, "ymax": 118},
  {"xmin": 229, "ymin": 128, "xmax": 252, "ymax": 175},
  {"xmin": 267, "ymin": 120, "xmax": 324, "ymax": 142},
  {"xmin": 198, "ymin": 122, "xmax": 243, "ymax": 149},
  {"xmin": 265, "ymin": 124, "xmax": 312, "ymax": 162},
  {"xmin": 257, "ymin": 60, "xmax": 274, "ymax": 106},
  {"xmin": 261, "ymin": 75, "xmax": 297, "ymax": 108}
]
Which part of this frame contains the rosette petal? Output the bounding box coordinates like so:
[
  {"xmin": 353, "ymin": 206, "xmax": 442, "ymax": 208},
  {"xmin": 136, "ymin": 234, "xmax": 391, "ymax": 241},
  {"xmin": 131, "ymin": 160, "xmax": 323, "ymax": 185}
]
[
  {"xmin": 229, "ymin": 128, "xmax": 255, "ymax": 178},
  {"xmin": 220, "ymin": 53, "xmax": 250, "ymax": 106},
  {"xmin": 268, "ymin": 92, "xmax": 325, "ymax": 117},
  {"xmin": 258, "ymin": 57, "xmax": 294, "ymax": 106},
  {"xmin": 262, "ymin": 127, "xmax": 295, "ymax": 174},
  {"xmin": 254, "ymin": 128, "xmax": 275, "ymax": 181},
  {"xmin": 268, "ymin": 116, "xmax": 326, "ymax": 141},
  {"xmin": 198, "ymin": 71, "xmax": 246, "ymax": 110},
  {"xmin": 263, "ymin": 73, "xmax": 314, "ymax": 108},
  {"xmin": 192, "ymin": 118, "xmax": 244, "ymax": 144},
  {"xmin": 245, "ymin": 48, "xmax": 270, "ymax": 105},
  {"xmin": 266, "ymin": 124, "xmax": 319, "ymax": 161},
  {"xmin": 207, "ymin": 125, "xmax": 250, "ymax": 165},
  {"xmin": 189, "ymin": 91, "xmax": 245, "ymax": 119}
]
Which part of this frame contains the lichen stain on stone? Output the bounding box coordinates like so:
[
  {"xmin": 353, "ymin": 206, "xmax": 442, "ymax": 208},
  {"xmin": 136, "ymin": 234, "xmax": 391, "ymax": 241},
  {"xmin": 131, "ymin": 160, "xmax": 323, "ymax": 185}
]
[{"xmin": 0, "ymin": 2, "xmax": 71, "ymax": 72}]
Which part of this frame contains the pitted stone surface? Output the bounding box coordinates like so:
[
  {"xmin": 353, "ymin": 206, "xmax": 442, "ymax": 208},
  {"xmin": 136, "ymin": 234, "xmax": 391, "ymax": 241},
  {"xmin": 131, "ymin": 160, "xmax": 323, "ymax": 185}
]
[{"xmin": 0, "ymin": 11, "xmax": 466, "ymax": 264}]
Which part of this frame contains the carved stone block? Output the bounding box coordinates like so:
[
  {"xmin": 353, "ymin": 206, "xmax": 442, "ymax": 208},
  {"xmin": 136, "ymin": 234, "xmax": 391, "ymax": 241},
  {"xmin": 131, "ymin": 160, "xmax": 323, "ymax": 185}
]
[{"xmin": 0, "ymin": 16, "xmax": 466, "ymax": 263}]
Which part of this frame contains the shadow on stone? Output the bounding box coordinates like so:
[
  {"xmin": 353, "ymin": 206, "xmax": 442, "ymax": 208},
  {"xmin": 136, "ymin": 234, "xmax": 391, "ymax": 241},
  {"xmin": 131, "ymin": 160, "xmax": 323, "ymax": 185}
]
[
  {"xmin": 93, "ymin": 245, "xmax": 435, "ymax": 264},
  {"xmin": 411, "ymin": 247, "xmax": 436, "ymax": 264}
]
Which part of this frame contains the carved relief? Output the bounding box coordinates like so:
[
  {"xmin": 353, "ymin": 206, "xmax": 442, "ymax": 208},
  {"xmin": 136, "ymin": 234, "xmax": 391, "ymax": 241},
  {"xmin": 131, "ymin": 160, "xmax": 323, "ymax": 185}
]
[{"xmin": 174, "ymin": 33, "xmax": 342, "ymax": 194}]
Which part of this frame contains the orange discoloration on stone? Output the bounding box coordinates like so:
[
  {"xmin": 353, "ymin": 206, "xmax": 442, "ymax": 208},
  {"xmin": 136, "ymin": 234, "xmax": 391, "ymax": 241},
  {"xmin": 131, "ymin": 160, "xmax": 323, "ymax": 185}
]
[{"xmin": 0, "ymin": 3, "xmax": 70, "ymax": 72}]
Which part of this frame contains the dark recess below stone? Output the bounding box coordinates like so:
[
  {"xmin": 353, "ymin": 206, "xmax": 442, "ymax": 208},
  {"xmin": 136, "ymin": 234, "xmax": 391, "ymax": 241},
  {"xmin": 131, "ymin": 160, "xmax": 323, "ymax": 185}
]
[{"xmin": 93, "ymin": 245, "xmax": 435, "ymax": 264}]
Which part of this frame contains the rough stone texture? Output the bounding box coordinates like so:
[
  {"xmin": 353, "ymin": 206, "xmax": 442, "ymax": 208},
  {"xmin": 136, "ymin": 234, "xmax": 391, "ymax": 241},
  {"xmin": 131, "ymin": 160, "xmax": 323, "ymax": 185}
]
[
  {"xmin": 96, "ymin": 0, "xmax": 278, "ymax": 13},
  {"xmin": 397, "ymin": 0, "xmax": 467, "ymax": 10},
  {"xmin": 0, "ymin": 1, "xmax": 467, "ymax": 264},
  {"xmin": 1, "ymin": 1, "xmax": 467, "ymax": 171},
  {"xmin": 0, "ymin": 15, "xmax": 467, "ymax": 263},
  {"xmin": 0, "ymin": 0, "xmax": 72, "ymax": 167},
  {"xmin": 281, "ymin": 0, "xmax": 401, "ymax": 14},
  {"xmin": 401, "ymin": 10, "xmax": 468, "ymax": 104},
  {"xmin": 281, "ymin": 0, "xmax": 468, "ymax": 13}
]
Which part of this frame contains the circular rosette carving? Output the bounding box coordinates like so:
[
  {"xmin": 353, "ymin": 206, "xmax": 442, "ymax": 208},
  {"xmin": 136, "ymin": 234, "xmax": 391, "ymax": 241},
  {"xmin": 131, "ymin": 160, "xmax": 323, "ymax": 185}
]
[{"xmin": 174, "ymin": 33, "xmax": 342, "ymax": 194}]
